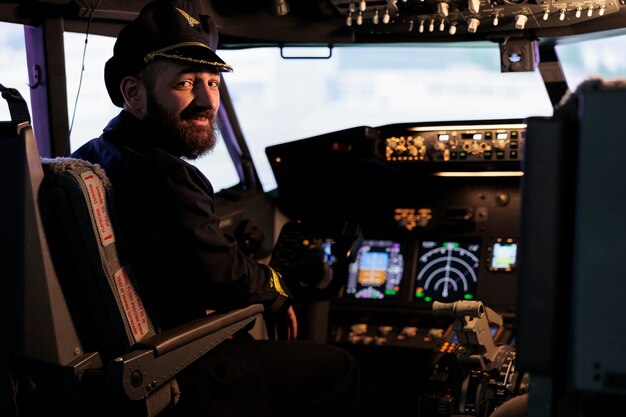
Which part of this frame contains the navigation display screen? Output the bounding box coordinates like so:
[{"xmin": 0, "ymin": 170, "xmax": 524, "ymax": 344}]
[
  {"xmin": 344, "ymin": 239, "xmax": 404, "ymax": 300},
  {"xmin": 489, "ymin": 239, "xmax": 518, "ymax": 271},
  {"xmin": 414, "ymin": 239, "xmax": 480, "ymax": 303}
]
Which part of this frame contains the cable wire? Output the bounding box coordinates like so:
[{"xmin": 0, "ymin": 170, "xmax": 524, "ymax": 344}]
[{"xmin": 66, "ymin": 0, "xmax": 103, "ymax": 155}]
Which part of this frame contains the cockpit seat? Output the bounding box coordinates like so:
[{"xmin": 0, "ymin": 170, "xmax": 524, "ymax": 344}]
[{"xmin": 0, "ymin": 84, "xmax": 263, "ymax": 417}]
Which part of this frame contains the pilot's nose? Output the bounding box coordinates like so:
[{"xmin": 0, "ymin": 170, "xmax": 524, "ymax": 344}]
[{"xmin": 194, "ymin": 82, "xmax": 219, "ymax": 110}]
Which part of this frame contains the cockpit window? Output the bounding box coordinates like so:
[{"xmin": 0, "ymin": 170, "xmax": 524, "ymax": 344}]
[
  {"xmin": 0, "ymin": 22, "xmax": 29, "ymax": 121},
  {"xmin": 219, "ymin": 45, "xmax": 554, "ymax": 191},
  {"xmin": 556, "ymin": 31, "xmax": 626, "ymax": 90}
]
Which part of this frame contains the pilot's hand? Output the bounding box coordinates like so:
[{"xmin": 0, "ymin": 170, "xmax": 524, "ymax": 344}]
[
  {"xmin": 282, "ymin": 305, "xmax": 298, "ymax": 340},
  {"xmin": 265, "ymin": 305, "xmax": 298, "ymax": 341}
]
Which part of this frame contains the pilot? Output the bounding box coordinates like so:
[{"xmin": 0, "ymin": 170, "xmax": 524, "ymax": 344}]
[{"xmin": 71, "ymin": 0, "xmax": 361, "ymax": 416}]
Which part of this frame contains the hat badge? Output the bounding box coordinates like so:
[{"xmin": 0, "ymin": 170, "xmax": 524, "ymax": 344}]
[{"xmin": 176, "ymin": 7, "xmax": 200, "ymax": 27}]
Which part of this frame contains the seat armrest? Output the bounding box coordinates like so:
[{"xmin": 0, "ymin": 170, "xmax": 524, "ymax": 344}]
[
  {"xmin": 106, "ymin": 304, "xmax": 264, "ymax": 401},
  {"xmin": 138, "ymin": 304, "xmax": 264, "ymax": 357}
]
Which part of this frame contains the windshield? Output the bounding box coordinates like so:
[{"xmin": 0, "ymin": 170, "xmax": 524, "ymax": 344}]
[
  {"xmin": 219, "ymin": 44, "xmax": 554, "ymax": 191},
  {"xmin": 556, "ymin": 30, "xmax": 626, "ymax": 90},
  {"xmin": 2, "ymin": 22, "xmax": 626, "ymax": 192}
]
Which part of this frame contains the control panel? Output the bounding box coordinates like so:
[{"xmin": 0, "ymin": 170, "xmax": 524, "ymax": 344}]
[
  {"xmin": 384, "ymin": 123, "xmax": 525, "ymax": 163},
  {"xmin": 332, "ymin": 321, "xmax": 447, "ymax": 349},
  {"xmin": 329, "ymin": 305, "xmax": 516, "ymax": 350}
]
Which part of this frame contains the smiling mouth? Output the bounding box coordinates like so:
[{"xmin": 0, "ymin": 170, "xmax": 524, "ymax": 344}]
[
  {"xmin": 183, "ymin": 112, "xmax": 213, "ymax": 126},
  {"xmin": 188, "ymin": 116, "xmax": 209, "ymax": 125}
]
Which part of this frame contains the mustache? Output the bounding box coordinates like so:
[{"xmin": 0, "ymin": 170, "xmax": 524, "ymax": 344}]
[{"xmin": 180, "ymin": 105, "xmax": 214, "ymax": 121}]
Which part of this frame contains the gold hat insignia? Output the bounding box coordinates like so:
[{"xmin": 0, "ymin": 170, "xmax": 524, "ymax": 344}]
[{"xmin": 176, "ymin": 7, "xmax": 200, "ymax": 27}]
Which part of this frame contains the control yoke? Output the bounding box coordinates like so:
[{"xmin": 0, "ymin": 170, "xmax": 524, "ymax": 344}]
[{"xmin": 433, "ymin": 300, "xmax": 503, "ymax": 369}]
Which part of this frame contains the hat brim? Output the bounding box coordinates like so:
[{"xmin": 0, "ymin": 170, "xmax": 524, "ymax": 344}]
[{"xmin": 144, "ymin": 43, "xmax": 232, "ymax": 73}]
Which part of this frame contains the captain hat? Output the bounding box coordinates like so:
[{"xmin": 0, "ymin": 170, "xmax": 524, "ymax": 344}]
[{"xmin": 104, "ymin": 0, "xmax": 232, "ymax": 107}]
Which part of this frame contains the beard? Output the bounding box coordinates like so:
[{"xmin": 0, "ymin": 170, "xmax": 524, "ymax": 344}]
[{"xmin": 143, "ymin": 91, "xmax": 218, "ymax": 159}]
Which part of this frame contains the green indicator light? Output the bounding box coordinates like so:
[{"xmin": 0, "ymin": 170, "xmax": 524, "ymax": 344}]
[
  {"xmin": 464, "ymin": 294, "xmax": 474, "ymax": 300},
  {"xmin": 444, "ymin": 242, "xmax": 460, "ymax": 248},
  {"xmin": 416, "ymin": 292, "xmax": 424, "ymax": 298},
  {"xmin": 425, "ymin": 296, "xmax": 432, "ymax": 302},
  {"xmin": 385, "ymin": 290, "xmax": 397, "ymax": 295}
]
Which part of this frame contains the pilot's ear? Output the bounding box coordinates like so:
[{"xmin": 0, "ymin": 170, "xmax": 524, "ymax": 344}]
[{"xmin": 120, "ymin": 75, "xmax": 146, "ymax": 117}]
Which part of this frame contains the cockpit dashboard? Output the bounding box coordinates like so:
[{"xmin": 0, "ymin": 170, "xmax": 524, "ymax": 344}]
[{"xmin": 266, "ymin": 119, "xmax": 524, "ymax": 352}]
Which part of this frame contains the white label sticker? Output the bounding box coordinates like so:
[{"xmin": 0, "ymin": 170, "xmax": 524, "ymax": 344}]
[
  {"xmin": 114, "ymin": 268, "xmax": 149, "ymax": 342},
  {"xmin": 80, "ymin": 171, "xmax": 115, "ymax": 246}
]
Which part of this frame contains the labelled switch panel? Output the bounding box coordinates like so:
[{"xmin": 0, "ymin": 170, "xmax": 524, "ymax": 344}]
[{"xmin": 384, "ymin": 122, "xmax": 525, "ymax": 163}]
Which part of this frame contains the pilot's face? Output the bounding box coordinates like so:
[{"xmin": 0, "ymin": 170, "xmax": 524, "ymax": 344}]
[{"xmin": 141, "ymin": 59, "xmax": 221, "ymax": 159}]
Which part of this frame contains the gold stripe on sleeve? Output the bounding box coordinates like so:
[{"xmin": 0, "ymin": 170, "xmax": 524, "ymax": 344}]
[{"xmin": 269, "ymin": 266, "xmax": 288, "ymax": 298}]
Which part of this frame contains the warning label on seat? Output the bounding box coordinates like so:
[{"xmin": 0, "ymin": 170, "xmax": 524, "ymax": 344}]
[
  {"xmin": 80, "ymin": 171, "xmax": 116, "ymax": 247},
  {"xmin": 114, "ymin": 267, "xmax": 149, "ymax": 342}
]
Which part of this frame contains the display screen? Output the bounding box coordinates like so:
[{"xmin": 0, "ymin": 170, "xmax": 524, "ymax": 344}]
[
  {"xmin": 490, "ymin": 240, "xmax": 518, "ymax": 271},
  {"xmin": 414, "ymin": 239, "xmax": 480, "ymax": 303},
  {"xmin": 462, "ymin": 132, "xmax": 483, "ymax": 140},
  {"xmin": 344, "ymin": 239, "xmax": 404, "ymax": 300}
]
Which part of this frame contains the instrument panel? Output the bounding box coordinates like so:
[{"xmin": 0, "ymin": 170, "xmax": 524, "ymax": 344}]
[
  {"xmin": 384, "ymin": 123, "xmax": 525, "ymax": 163},
  {"xmin": 267, "ymin": 119, "xmax": 524, "ymax": 350}
]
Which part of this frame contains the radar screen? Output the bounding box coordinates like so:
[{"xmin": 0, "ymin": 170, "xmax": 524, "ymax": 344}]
[
  {"xmin": 344, "ymin": 239, "xmax": 404, "ymax": 300},
  {"xmin": 414, "ymin": 239, "xmax": 480, "ymax": 303}
]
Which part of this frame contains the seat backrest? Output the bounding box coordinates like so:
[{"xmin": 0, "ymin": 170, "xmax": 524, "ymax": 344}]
[
  {"xmin": 0, "ymin": 84, "xmax": 167, "ymax": 415},
  {"xmin": 40, "ymin": 156, "xmax": 178, "ymax": 417},
  {"xmin": 39, "ymin": 157, "xmax": 157, "ymax": 361},
  {"xmin": 0, "ymin": 84, "xmax": 155, "ymax": 367}
]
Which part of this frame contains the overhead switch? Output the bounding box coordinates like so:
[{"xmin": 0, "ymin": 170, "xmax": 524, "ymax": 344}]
[
  {"xmin": 515, "ymin": 14, "xmax": 528, "ymax": 29},
  {"xmin": 469, "ymin": 0, "xmax": 481, "ymax": 14},
  {"xmin": 468, "ymin": 17, "xmax": 480, "ymax": 33},
  {"xmin": 438, "ymin": 2, "xmax": 450, "ymax": 17}
]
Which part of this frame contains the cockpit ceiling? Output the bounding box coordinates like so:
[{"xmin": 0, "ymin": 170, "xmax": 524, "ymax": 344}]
[
  {"xmin": 206, "ymin": 0, "xmax": 626, "ymax": 45},
  {"xmin": 2, "ymin": 0, "xmax": 626, "ymax": 45}
]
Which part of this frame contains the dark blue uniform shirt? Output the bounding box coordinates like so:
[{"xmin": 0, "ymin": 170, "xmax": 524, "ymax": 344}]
[{"xmin": 72, "ymin": 110, "xmax": 288, "ymax": 330}]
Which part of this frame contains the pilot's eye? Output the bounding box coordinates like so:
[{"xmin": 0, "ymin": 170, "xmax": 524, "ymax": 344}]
[{"xmin": 176, "ymin": 80, "xmax": 193, "ymax": 88}]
